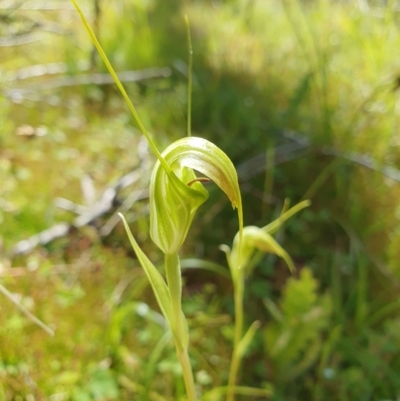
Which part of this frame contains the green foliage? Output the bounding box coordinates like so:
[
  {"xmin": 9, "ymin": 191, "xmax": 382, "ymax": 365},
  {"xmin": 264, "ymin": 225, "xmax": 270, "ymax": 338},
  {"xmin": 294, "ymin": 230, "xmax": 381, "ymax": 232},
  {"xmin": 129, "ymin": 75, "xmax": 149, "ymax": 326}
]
[{"xmin": 264, "ymin": 268, "xmax": 332, "ymax": 384}]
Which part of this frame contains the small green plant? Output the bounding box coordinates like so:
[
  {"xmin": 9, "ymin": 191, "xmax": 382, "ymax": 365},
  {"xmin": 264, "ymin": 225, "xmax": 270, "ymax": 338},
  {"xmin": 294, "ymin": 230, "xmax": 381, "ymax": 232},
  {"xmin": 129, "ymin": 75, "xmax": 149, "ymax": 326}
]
[
  {"xmin": 264, "ymin": 268, "xmax": 331, "ymax": 385},
  {"xmin": 220, "ymin": 199, "xmax": 310, "ymax": 401},
  {"xmin": 71, "ymin": 2, "xmax": 310, "ymax": 400},
  {"xmin": 71, "ymin": 2, "xmax": 242, "ymax": 400}
]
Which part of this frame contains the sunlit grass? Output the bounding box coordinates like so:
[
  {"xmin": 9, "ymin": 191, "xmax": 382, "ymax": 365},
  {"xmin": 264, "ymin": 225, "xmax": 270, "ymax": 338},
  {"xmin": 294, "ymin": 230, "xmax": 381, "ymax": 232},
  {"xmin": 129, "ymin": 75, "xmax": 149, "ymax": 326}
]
[{"xmin": 188, "ymin": 0, "xmax": 400, "ymax": 156}]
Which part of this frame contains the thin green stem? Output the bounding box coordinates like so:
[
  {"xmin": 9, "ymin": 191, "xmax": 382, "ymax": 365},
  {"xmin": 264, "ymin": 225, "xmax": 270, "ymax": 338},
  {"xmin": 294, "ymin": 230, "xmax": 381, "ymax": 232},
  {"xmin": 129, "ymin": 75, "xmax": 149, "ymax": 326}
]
[
  {"xmin": 227, "ymin": 275, "xmax": 244, "ymax": 401},
  {"xmin": 165, "ymin": 253, "xmax": 182, "ymax": 331},
  {"xmin": 185, "ymin": 15, "xmax": 193, "ymax": 137},
  {"xmin": 233, "ymin": 277, "xmax": 244, "ymax": 359},
  {"xmin": 70, "ymin": 0, "xmax": 171, "ymax": 174},
  {"xmin": 165, "ymin": 253, "xmax": 197, "ymax": 401},
  {"xmin": 176, "ymin": 344, "xmax": 198, "ymax": 401}
]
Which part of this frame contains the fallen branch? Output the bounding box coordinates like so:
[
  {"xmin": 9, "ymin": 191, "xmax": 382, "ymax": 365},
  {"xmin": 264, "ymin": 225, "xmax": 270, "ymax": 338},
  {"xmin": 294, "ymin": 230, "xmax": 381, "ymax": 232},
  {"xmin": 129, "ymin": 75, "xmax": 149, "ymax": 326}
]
[
  {"xmin": 4, "ymin": 67, "xmax": 172, "ymax": 102},
  {"xmin": 11, "ymin": 138, "xmax": 152, "ymax": 256},
  {"xmin": 237, "ymin": 128, "xmax": 400, "ymax": 183}
]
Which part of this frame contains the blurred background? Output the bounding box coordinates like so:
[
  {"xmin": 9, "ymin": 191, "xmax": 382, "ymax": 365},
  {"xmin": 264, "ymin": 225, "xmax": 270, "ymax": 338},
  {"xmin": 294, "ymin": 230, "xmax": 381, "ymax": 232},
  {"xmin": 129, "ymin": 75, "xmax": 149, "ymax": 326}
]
[{"xmin": 1, "ymin": 0, "xmax": 400, "ymax": 399}]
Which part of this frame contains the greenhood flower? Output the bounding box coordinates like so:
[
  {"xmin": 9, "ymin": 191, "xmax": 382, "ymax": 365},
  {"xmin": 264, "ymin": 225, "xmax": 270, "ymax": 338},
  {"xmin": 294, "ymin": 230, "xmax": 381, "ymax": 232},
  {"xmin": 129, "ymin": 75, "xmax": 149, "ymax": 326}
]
[
  {"xmin": 222, "ymin": 200, "xmax": 311, "ymax": 279},
  {"xmin": 150, "ymin": 136, "xmax": 243, "ymax": 255},
  {"xmin": 228, "ymin": 225, "xmax": 295, "ymax": 275}
]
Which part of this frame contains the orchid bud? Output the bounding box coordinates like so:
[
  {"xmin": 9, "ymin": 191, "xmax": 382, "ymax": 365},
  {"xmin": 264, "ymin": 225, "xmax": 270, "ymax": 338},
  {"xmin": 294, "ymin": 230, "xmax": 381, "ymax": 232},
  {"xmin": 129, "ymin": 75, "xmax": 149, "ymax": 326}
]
[
  {"xmin": 150, "ymin": 137, "xmax": 243, "ymax": 255},
  {"xmin": 228, "ymin": 226, "xmax": 295, "ymax": 275},
  {"xmin": 223, "ymin": 200, "xmax": 311, "ymax": 279}
]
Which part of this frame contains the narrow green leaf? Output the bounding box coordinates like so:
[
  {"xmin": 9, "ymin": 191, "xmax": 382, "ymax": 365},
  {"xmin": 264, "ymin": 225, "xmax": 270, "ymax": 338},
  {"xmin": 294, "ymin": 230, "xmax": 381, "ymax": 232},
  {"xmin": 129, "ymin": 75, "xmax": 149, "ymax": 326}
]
[
  {"xmin": 263, "ymin": 298, "xmax": 283, "ymax": 322},
  {"xmin": 235, "ymin": 320, "xmax": 260, "ymax": 360},
  {"xmin": 143, "ymin": 331, "xmax": 172, "ymax": 400},
  {"xmin": 263, "ymin": 200, "xmax": 311, "ymax": 235},
  {"xmin": 119, "ymin": 214, "xmax": 173, "ymax": 326},
  {"xmin": 180, "ymin": 258, "xmax": 231, "ymax": 279},
  {"xmin": 70, "ymin": 0, "xmax": 171, "ymax": 174}
]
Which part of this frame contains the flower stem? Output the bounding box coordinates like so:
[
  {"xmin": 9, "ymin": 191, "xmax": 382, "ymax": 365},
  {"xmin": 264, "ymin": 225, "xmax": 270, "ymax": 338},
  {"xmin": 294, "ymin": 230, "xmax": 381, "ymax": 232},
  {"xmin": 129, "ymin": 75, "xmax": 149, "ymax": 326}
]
[
  {"xmin": 165, "ymin": 253, "xmax": 197, "ymax": 401},
  {"xmin": 176, "ymin": 344, "xmax": 198, "ymax": 401},
  {"xmin": 226, "ymin": 274, "xmax": 244, "ymax": 401},
  {"xmin": 165, "ymin": 253, "xmax": 182, "ymax": 328}
]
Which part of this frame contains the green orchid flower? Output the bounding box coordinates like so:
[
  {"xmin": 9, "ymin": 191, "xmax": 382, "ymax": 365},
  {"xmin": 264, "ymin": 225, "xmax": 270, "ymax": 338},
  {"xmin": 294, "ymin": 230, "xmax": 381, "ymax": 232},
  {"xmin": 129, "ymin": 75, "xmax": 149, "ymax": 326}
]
[
  {"xmin": 228, "ymin": 225, "xmax": 295, "ymax": 279},
  {"xmin": 150, "ymin": 136, "xmax": 243, "ymax": 255}
]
